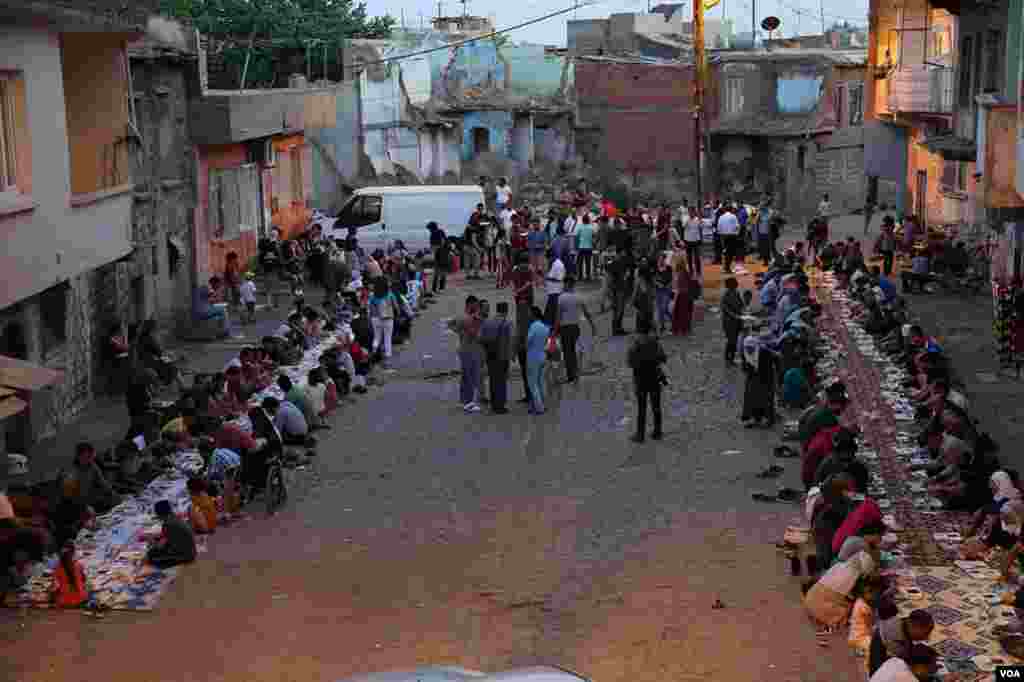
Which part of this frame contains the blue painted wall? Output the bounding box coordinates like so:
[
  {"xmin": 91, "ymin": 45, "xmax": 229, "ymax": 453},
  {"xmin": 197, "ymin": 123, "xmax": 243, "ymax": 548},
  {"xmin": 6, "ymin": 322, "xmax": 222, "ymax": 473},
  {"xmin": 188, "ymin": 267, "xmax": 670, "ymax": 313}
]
[
  {"xmin": 777, "ymin": 75, "xmax": 824, "ymax": 114},
  {"xmin": 461, "ymin": 111, "xmax": 513, "ymax": 160},
  {"xmin": 308, "ymin": 82, "xmax": 362, "ymax": 210}
]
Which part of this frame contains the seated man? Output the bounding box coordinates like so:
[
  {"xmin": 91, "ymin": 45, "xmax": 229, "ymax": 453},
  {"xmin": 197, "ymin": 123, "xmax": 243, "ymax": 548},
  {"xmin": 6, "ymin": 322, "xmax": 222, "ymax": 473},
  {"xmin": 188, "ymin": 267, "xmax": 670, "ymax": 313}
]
[
  {"xmin": 274, "ymin": 397, "xmax": 314, "ymax": 447},
  {"xmin": 245, "ymin": 397, "xmax": 283, "ymax": 495},
  {"xmin": 160, "ymin": 406, "xmax": 197, "ymax": 449},
  {"xmin": 145, "ymin": 500, "xmax": 197, "ymax": 569}
]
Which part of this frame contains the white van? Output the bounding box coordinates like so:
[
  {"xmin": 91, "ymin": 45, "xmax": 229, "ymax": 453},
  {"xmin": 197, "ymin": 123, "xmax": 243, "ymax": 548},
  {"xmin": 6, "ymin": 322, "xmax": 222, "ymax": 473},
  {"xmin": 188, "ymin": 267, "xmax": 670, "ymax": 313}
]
[{"xmin": 324, "ymin": 185, "xmax": 485, "ymax": 253}]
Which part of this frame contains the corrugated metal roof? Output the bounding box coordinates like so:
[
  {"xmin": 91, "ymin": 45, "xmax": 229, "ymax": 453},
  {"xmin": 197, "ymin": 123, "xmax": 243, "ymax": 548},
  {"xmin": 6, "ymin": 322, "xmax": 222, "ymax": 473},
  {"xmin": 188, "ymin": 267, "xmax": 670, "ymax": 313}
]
[{"xmin": 710, "ymin": 48, "xmax": 868, "ymax": 65}]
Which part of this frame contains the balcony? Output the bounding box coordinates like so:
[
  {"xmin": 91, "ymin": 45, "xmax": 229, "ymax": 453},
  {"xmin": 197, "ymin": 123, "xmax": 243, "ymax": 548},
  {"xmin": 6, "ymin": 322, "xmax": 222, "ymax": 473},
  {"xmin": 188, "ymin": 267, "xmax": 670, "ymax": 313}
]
[{"xmin": 887, "ymin": 65, "xmax": 955, "ymax": 115}]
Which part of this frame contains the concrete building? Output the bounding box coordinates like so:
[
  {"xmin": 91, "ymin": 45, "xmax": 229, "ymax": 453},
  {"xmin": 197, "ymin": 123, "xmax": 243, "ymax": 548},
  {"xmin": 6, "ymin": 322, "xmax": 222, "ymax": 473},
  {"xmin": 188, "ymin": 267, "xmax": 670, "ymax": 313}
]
[
  {"xmin": 0, "ymin": 2, "xmax": 161, "ymax": 452},
  {"xmin": 706, "ymin": 48, "xmax": 868, "ymax": 220},
  {"xmin": 568, "ymin": 9, "xmax": 695, "ymax": 58},
  {"xmin": 865, "ymin": 3, "xmax": 960, "ymax": 227},
  {"xmin": 344, "ymin": 22, "xmax": 575, "ymax": 185}
]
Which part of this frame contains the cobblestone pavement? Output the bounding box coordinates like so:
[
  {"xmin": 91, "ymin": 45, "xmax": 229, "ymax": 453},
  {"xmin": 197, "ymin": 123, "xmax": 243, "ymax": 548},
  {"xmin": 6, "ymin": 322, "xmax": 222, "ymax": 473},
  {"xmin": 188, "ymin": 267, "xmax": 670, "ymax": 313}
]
[{"xmin": 0, "ymin": 269, "xmax": 864, "ymax": 682}]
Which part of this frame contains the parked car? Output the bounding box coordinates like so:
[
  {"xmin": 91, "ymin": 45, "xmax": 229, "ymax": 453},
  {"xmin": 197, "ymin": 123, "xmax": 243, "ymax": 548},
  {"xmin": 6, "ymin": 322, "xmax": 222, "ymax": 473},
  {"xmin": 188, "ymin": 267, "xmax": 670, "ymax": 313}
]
[
  {"xmin": 335, "ymin": 667, "xmax": 592, "ymax": 682},
  {"xmin": 325, "ymin": 186, "xmax": 485, "ymax": 253}
]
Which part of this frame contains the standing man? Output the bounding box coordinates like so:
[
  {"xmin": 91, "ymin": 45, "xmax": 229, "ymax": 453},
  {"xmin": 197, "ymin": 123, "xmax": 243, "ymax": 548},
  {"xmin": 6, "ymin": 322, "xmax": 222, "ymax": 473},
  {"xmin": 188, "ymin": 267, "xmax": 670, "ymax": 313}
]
[
  {"xmin": 481, "ymin": 301, "xmax": 513, "ymax": 413},
  {"xmin": 754, "ymin": 200, "xmax": 774, "ymax": 266},
  {"xmin": 465, "ymin": 204, "xmax": 489, "ymax": 280},
  {"xmin": 817, "ymin": 193, "xmax": 833, "ymax": 219},
  {"xmin": 721, "ymin": 277, "xmax": 745, "ymax": 366},
  {"xmin": 555, "ymin": 276, "xmax": 597, "ymax": 385},
  {"xmin": 477, "ymin": 299, "xmax": 491, "ymax": 404},
  {"xmin": 575, "ymin": 214, "xmax": 595, "ymax": 281},
  {"xmin": 682, "ymin": 206, "xmax": 703, "ymax": 275},
  {"xmin": 511, "ymin": 253, "xmax": 535, "ymax": 405},
  {"xmin": 544, "ymin": 249, "xmax": 566, "ymax": 326},
  {"xmin": 877, "ymin": 215, "xmax": 897, "ymax": 276},
  {"xmin": 627, "ymin": 318, "xmax": 667, "ymax": 443},
  {"xmin": 608, "ymin": 247, "xmax": 631, "ymax": 336},
  {"xmin": 717, "ymin": 204, "xmax": 740, "ymax": 273},
  {"xmin": 710, "ymin": 201, "xmax": 723, "ymax": 264},
  {"xmin": 428, "ymin": 221, "xmax": 448, "ymax": 294},
  {"xmin": 448, "ymin": 296, "xmax": 482, "ymax": 413}
]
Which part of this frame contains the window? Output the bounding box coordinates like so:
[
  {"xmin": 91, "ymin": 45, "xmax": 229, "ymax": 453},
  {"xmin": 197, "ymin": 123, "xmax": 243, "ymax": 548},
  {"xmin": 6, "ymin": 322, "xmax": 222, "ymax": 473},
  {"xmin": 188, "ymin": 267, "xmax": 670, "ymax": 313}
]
[
  {"xmin": 929, "ymin": 24, "xmax": 952, "ymax": 59},
  {"xmin": 39, "ymin": 283, "xmax": 68, "ymax": 356},
  {"xmin": 848, "ymin": 83, "xmax": 864, "ymax": 125},
  {"xmin": 959, "ymin": 36, "xmax": 973, "ymax": 105},
  {"xmin": 984, "ymin": 29, "xmax": 1002, "ymax": 93},
  {"xmin": 940, "ymin": 160, "xmax": 967, "ymax": 193},
  {"xmin": 0, "ymin": 76, "xmax": 16, "ymax": 194},
  {"xmin": 724, "ymin": 78, "xmax": 744, "ymax": 115},
  {"xmin": 208, "ymin": 164, "xmax": 261, "ymax": 240},
  {"xmin": 834, "ymin": 84, "xmax": 846, "ymax": 128},
  {"xmin": 289, "ymin": 147, "xmax": 303, "ymax": 203}
]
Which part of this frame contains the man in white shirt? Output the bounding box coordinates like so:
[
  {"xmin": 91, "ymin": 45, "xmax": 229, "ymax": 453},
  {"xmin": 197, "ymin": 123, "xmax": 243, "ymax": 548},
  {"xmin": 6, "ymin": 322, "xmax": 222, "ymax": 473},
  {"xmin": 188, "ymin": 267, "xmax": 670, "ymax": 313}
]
[
  {"xmin": 682, "ymin": 206, "xmax": 703, "ymax": 275},
  {"xmin": 716, "ymin": 204, "xmax": 740, "ymax": 273},
  {"xmin": 495, "ymin": 178, "xmax": 512, "ymax": 212},
  {"xmin": 817, "ymin": 193, "xmax": 832, "ymax": 218},
  {"xmin": 543, "ymin": 255, "xmax": 566, "ymax": 325}
]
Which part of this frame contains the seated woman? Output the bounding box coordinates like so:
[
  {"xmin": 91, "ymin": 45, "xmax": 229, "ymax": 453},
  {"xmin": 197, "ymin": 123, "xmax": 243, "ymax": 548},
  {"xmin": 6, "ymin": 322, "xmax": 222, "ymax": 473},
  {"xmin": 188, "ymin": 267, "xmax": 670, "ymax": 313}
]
[
  {"xmin": 803, "ymin": 548, "xmax": 877, "ymax": 634},
  {"xmin": 810, "ymin": 473, "xmax": 857, "ymax": 574},
  {"xmin": 782, "ymin": 366, "xmax": 812, "ymax": 409},
  {"xmin": 965, "ymin": 470, "xmax": 1021, "ymax": 543},
  {"xmin": 928, "ymin": 434, "xmax": 995, "ymax": 511},
  {"xmin": 194, "ymin": 276, "xmax": 227, "ymax": 321},
  {"xmin": 62, "ymin": 443, "xmax": 120, "ymax": 515},
  {"xmin": 51, "ymin": 541, "xmax": 88, "ymax": 608},
  {"xmin": 145, "ymin": 500, "xmax": 197, "ymax": 569},
  {"xmin": 224, "ymin": 365, "xmax": 254, "ymax": 406},
  {"xmin": 836, "ymin": 520, "xmax": 885, "ymax": 564},
  {"xmin": 186, "ymin": 478, "xmax": 217, "ymax": 534}
]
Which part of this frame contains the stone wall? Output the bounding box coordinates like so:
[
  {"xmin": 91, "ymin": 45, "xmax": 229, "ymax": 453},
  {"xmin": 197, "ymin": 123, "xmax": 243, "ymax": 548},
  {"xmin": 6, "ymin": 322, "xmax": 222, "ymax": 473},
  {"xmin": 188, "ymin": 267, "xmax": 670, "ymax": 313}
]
[{"xmin": 128, "ymin": 51, "xmax": 199, "ymax": 333}]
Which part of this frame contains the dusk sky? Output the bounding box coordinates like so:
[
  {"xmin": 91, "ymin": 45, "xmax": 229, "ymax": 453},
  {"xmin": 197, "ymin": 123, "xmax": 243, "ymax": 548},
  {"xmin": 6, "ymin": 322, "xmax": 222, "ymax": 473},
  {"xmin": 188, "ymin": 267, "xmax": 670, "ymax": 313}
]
[{"xmin": 363, "ymin": 0, "xmax": 869, "ymax": 47}]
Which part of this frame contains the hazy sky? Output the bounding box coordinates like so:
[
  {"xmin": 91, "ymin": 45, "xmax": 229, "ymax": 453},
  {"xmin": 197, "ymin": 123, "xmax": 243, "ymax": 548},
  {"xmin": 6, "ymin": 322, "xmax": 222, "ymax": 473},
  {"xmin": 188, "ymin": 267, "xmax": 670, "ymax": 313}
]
[{"xmin": 363, "ymin": 0, "xmax": 868, "ymax": 47}]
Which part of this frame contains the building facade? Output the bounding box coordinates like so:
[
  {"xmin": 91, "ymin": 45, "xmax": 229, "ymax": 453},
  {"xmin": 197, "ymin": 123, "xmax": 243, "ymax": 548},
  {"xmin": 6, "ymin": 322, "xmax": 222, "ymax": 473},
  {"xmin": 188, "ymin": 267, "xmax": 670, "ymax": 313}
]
[
  {"xmin": 0, "ymin": 3, "xmax": 160, "ymax": 452},
  {"xmin": 706, "ymin": 48, "xmax": 868, "ymax": 220},
  {"xmin": 344, "ymin": 21, "xmax": 576, "ymax": 186}
]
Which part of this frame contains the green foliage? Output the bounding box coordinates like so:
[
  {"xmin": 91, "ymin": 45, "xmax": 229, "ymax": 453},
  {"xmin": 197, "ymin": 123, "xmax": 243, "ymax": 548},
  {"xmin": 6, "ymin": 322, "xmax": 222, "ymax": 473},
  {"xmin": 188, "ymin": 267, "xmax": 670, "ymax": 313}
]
[{"xmin": 160, "ymin": 0, "xmax": 395, "ymax": 86}]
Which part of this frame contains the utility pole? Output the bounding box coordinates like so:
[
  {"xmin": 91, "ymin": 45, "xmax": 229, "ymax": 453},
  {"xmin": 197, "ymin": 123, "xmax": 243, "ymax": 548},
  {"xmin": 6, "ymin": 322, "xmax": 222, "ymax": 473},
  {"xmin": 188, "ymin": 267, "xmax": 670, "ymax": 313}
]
[
  {"xmin": 694, "ymin": 0, "xmax": 705, "ymax": 205},
  {"xmin": 819, "ymin": 0, "xmax": 825, "ymax": 34},
  {"xmin": 752, "ymin": 0, "xmax": 756, "ymax": 47}
]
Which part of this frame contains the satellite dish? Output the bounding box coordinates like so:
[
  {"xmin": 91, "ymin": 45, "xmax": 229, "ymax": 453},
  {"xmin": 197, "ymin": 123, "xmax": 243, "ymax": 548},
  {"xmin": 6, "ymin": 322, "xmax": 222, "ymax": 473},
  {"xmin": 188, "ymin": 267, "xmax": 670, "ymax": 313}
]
[{"xmin": 761, "ymin": 16, "xmax": 781, "ymax": 32}]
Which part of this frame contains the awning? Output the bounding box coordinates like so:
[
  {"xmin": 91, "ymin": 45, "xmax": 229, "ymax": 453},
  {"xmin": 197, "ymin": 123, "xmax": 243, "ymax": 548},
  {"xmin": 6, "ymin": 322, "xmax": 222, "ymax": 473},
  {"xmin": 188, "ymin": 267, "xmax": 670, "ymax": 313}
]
[{"xmin": 920, "ymin": 133, "xmax": 976, "ymax": 161}]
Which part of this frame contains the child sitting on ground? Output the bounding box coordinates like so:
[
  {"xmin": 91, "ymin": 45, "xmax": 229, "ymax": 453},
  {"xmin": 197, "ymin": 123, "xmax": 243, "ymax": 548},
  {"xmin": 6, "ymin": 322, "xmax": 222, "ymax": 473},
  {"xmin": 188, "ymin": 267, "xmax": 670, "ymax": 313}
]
[
  {"xmin": 51, "ymin": 541, "xmax": 88, "ymax": 608},
  {"xmin": 849, "ymin": 578, "xmax": 882, "ymax": 668},
  {"xmin": 187, "ymin": 478, "xmax": 217, "ymax": 534},
  {"xmin": 146, "ymin": 500, "xmax": 197, "ymax": 569}
]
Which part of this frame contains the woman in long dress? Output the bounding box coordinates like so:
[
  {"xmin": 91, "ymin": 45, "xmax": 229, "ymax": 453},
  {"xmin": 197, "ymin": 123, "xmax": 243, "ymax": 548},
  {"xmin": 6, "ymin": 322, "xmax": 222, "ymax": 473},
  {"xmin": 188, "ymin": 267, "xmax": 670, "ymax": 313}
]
[
  {"xmin": 740, "ymin": 335, "xmax": 777, "ymax": 427},
  {"xmin": 671, "ymin": 254, "xmax": 695, "ymax": 336}
]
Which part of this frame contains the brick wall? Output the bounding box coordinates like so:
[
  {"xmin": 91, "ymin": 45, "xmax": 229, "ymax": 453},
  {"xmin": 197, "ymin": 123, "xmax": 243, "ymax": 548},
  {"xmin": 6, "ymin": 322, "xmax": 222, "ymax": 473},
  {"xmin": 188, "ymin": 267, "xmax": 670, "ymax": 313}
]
[{"xmin": 574, "ymin": 60, "xmax": 696, "ymax": 173}]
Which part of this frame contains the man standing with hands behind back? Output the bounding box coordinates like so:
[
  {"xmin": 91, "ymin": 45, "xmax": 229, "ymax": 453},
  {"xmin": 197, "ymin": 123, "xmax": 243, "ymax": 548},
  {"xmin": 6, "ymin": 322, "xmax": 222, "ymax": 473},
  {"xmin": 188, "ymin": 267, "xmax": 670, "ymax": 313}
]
[{"xmin": 481, "ymin": 302, "xmax": 513, "ymax": 413}]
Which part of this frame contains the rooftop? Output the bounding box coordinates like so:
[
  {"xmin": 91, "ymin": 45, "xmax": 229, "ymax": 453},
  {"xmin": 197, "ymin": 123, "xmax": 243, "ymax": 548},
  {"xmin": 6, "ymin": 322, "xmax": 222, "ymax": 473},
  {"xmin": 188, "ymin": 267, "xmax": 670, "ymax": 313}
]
[{"xmin": 710, "ymin": 48, "xmax": 868, "ymax": 65}]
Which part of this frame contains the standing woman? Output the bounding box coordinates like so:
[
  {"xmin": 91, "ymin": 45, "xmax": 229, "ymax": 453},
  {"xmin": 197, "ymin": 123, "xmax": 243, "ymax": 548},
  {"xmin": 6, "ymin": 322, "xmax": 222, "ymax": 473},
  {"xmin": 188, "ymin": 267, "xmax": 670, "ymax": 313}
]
[
  {"xmin": 740, "ymin": 335, "xmax": 778, "ymax": 428},
  {"xmin": 671, "ymin": 253, "xmax": 696, "ymax": 336},
  {"xmin": 682, "ymin": 206, "xmax": 703, "ymax": 276},
  {"xmin": 368, "ymin": 278, "xmax": 397, "ymax": 363}
]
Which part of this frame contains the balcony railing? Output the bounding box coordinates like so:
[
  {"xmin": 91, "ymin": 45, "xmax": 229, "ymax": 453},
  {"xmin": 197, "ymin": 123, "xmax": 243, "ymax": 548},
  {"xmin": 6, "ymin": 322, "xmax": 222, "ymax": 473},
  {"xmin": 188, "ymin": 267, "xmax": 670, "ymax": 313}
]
[{"xmin": 887, "ymin": 65, "xmax": 955, "ymax": 115}]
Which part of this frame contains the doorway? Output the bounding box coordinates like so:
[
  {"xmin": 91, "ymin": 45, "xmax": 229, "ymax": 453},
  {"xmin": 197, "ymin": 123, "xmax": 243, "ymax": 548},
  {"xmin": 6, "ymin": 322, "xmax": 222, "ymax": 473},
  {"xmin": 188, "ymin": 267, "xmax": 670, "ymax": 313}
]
[
  {"xmin": 1, "ymin": 320, "xmax": 30, "ymax": 453},
  {"xmin": 915, "ymin": 170, "xmax": 927, "ymax": 228},
  {"xmin": 472, "ymin": 128, "xmax": 490, "ymax": 157}
]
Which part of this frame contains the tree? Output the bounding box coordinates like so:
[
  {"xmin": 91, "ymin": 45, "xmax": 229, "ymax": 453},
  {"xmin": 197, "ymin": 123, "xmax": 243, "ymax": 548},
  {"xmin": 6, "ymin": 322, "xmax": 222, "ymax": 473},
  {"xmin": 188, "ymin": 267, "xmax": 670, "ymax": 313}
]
[{"xmin": 161, "ymin": 0, "xmax": 395, "ymax": 86}]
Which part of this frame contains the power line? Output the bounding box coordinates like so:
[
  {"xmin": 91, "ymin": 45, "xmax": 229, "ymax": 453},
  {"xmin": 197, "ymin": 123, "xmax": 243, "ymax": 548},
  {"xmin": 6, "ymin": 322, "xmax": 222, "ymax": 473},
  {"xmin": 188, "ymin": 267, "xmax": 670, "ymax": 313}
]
[{"xmin": 350, "ymin": 1, "xmax": 602, "ymax": 69}]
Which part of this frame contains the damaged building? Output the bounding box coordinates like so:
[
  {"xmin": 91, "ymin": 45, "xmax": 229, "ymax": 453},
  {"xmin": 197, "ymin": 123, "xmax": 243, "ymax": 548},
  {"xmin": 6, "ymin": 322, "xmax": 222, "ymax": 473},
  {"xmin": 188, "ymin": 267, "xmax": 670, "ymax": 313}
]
[
  {"xmin": 705, "ymin": 48, "xmax": 868, "ymax": 221},
  {"xmin": 344, "ymin": 16, "xmax": 575, "ymax": 185}
]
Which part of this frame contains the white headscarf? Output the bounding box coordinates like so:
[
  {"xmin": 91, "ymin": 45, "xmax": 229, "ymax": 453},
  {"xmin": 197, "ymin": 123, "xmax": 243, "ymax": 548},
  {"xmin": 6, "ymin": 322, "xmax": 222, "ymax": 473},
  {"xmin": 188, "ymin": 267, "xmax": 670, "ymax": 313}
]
[
  {"xmin": 820, "ymin": 550, "xmax": 876, "ymax": 595},
  {"xmin": 743, "ymin": 336, "xmax": 759, "ymax": 370},
  {"xmin": 992, "ymin": 471, "xmax": 1021, "ymax": 504}
]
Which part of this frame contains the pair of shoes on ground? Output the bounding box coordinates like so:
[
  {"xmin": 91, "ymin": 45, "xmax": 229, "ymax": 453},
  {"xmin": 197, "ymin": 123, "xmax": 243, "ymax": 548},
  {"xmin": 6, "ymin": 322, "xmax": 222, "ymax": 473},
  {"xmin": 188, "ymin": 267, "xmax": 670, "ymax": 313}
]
[
  {"xmin": 463, "ymin": 402, "xmax": 482, "ymax": 413},
  {"xmin": 630, "ymin": 431, "xmax": 663, "ymax": 443}
]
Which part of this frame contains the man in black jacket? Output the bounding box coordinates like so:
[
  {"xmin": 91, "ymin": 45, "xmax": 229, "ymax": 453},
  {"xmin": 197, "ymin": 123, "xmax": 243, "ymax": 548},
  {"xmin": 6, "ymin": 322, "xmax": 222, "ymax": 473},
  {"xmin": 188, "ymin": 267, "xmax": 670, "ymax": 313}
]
[{"xmin": 628, "ymin": 319, "xmax": 667, "ymax": 442}]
